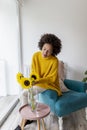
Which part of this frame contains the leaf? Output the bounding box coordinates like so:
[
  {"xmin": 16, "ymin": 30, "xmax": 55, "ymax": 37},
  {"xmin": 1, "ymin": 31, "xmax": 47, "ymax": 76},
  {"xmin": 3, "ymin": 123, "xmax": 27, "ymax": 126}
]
[
  {"xmin": 85, "ymin": 70, "xmax": 87, "ymax": 75},
  {"xmin": 82, "ymin": 77, "xmax": 87, "ymax": 82}
]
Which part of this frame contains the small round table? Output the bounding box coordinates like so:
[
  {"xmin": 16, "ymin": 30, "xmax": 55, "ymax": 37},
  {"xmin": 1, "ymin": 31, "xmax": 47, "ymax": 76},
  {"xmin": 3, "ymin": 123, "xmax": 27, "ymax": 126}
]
[{"xmin": 19, "ymin": 103, "xmax": 50, "ymax": 130}]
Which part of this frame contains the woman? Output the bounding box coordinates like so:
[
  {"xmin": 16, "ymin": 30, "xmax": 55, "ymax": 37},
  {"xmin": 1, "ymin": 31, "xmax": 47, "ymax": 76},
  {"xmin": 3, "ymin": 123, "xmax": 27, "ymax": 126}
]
[{"xmin": 15, "ymin": 33, "xmax": 62, "ymax": 130}]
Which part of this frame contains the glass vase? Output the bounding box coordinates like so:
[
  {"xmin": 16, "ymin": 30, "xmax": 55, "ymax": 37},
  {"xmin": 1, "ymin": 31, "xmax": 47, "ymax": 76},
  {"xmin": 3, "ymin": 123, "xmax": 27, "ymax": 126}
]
[{"xmin": 28, "ymin": 87, "xmax": 37, "ymax": 112}]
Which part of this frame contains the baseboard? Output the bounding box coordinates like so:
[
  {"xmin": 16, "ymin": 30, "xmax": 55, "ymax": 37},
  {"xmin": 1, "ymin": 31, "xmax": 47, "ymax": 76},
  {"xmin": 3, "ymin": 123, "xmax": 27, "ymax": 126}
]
[{"xmin": 0, "ymin": 96, "xmax": 19, "ymax": 126}]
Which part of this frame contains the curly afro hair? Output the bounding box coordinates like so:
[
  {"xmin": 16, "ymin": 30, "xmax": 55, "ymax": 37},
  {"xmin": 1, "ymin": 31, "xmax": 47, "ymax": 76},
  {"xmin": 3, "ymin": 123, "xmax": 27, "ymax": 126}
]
[{"xmin": 38, "ymin": 33, "xmax": 62, "ymax": 56}]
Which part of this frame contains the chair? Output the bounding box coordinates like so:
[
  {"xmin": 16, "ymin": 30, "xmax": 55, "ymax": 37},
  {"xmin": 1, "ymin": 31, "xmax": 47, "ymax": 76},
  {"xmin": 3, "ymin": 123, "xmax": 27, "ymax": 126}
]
[{"xmin": 38, "ymin": 61, "xmax": 87, "ymax": 130}]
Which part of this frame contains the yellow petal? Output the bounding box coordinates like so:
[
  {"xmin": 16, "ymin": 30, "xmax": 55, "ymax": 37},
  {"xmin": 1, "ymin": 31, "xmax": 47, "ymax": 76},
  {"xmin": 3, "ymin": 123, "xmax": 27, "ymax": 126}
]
[{"xmin": 16, "ymin": 72, "xmax": 24, "ymax": 83}]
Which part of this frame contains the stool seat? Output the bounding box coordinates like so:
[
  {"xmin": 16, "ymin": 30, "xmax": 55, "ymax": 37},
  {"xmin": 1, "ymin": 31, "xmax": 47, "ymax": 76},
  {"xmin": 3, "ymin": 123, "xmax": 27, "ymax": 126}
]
[{"xmin": 19, "ymin": 103, "xmax": 50, "ymax": 130}]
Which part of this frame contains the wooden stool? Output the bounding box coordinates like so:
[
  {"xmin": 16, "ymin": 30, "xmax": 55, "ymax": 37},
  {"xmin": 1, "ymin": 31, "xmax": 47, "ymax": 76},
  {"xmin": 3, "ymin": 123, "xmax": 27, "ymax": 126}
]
[{"xmin": 19, "ymin": 103, "xmax": 50, "ymax": 130}]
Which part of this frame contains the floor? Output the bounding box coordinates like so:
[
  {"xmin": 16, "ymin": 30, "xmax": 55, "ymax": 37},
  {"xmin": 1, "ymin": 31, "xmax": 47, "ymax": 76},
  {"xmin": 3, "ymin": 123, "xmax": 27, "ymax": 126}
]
[{"xmin": 0, "ymin": 96, "xmax": 87, "ymax": 130}]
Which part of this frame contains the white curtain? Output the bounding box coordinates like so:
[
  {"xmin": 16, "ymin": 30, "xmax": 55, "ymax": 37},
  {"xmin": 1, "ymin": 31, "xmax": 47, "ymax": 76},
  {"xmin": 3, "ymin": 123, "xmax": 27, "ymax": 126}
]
[{"xmin": 0, "ymin": 0, "xmax": 23, "ymax": 96}]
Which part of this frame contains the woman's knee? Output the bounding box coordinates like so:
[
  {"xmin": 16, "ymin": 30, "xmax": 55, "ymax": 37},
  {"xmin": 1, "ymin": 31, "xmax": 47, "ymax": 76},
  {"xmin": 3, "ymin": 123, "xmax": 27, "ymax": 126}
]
[{"xmin": 20, "ymin": 90, "xmax": 28, "ymax": 105}]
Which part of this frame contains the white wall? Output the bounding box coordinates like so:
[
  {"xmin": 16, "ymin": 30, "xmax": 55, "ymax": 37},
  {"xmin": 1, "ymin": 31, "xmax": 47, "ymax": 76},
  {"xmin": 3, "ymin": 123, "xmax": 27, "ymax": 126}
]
[
  {"xmin": 0, "ymin": 0, "xmax": 87, "ymax": 95},
  {"xmin": 21, "ymin": 0, "xmax": 87, "ymax": 81},
  {"xmin": 0, "ymin": 0, "xmax": 20, "ymax": 95}
]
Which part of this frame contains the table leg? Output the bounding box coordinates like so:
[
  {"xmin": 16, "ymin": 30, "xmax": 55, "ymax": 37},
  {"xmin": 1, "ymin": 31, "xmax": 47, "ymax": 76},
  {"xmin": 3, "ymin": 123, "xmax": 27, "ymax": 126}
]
[
  {"xmin": 37, "ymin": 119, "xmax": 40, "ymax": 130},
  {"xmin": 20, "ymin": 119, "xmax": 27, "ymax": 130},
  {"xmin": 41, "ymin": 119, "xmax": 46, "ymax": 130}
]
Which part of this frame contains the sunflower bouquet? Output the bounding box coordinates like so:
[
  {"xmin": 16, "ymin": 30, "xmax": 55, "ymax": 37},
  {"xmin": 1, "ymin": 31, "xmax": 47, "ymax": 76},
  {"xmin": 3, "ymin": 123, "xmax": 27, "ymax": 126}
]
[{"xmin": 16, "ymin": 72, "xmax": 39, "ymax": 111}]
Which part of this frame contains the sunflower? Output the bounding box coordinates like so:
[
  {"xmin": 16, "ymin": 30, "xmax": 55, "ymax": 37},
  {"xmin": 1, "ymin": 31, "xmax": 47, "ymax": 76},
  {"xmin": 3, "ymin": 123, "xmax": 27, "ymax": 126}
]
[
  {"xmin": 20, "ymin": 77, "xmax": 32, "ymax": 89},
  {"xmin": 30, "ymin": 72, "xmax": 39, "ymax": 81},
  {"xmin": 16, "ymin": 72, "xmax": 24, "ymax": 83},
  {"xmin": 16, "ymin": 72, "xmax": 39, "ymax": 89}
]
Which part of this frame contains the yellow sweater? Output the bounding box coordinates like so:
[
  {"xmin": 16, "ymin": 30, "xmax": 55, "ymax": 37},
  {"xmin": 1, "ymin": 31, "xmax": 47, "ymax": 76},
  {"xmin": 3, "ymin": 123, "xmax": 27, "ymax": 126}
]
[{"xmin": 31, "ymin": 51, "xmax": 62, "ymax": 96}]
